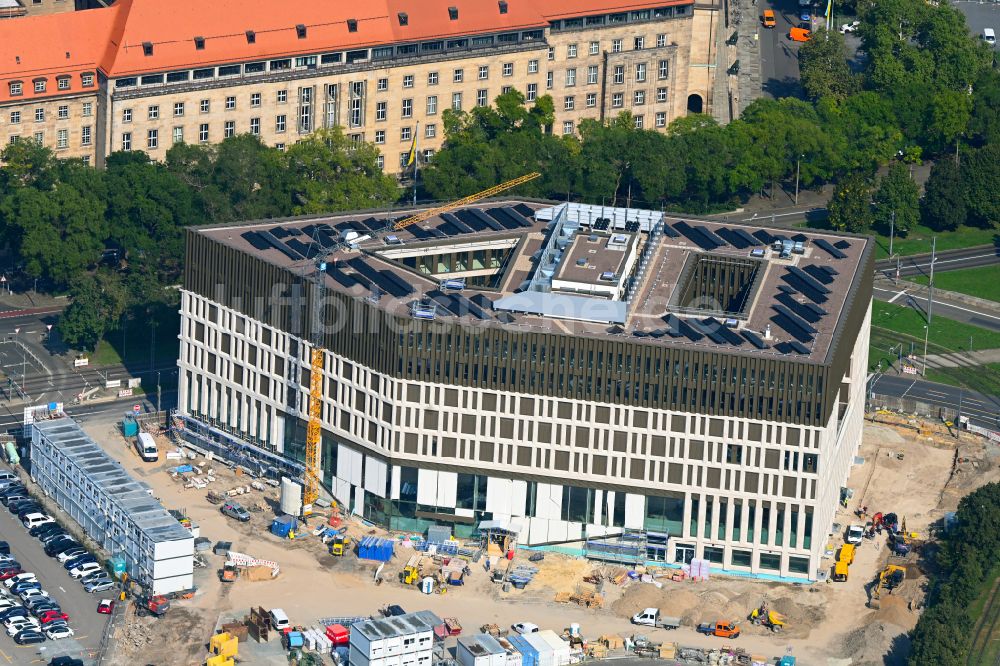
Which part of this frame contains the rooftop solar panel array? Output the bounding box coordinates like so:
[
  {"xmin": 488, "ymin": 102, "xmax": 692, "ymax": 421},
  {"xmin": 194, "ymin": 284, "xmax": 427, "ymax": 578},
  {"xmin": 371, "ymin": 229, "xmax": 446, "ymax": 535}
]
[
  {"xmin": 787, "ymin": 265, "xmax": 832, "ymax": 295},
  {"xmin": 813, "ymin": 238, "xmax": 847, "ymax": 259},
  {"xmin": 661, "ymin": 223, "xmax": 680, "ymax": 238},
  {"xmin": 771, "ymin": 303, "xmax": 817, "ymax": 342},
  {"xmin": 593, "ymin": 219, "xmax": 610, "ymax": 231},
  {"xmin": 741, "ymin": 329, "xmax": 768, "ymax": 349},
  {"xmin": 256, "ymin": 229, "xmax": 304, "ymax": 261},
  {"xmin": 347, "ymin": 258, "xmax": 413, "ymax": 298}
]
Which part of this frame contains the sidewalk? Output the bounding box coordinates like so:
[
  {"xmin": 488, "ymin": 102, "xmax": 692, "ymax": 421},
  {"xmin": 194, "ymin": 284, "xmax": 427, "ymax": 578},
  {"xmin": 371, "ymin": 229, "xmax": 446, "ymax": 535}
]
[
  {"xmin": 0, "ymin": 290, "xmax": 67, "ymax": 312},
  {"xmin": 922, "ymin": 349, "xmax": 1000, "ymax": 370}
]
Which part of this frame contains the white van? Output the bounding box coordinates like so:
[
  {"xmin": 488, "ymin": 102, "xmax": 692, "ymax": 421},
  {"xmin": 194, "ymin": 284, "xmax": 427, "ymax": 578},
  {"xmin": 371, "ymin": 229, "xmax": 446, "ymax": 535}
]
[
  {"xmin": 984, "ymin": 28, "xmax": 996, "ymax": 46},
  {"xmin": 22, "ymin": 513, "xmax": 53, "ymax": 530},
  {"xmin": 137, "ymin": 432, "xmax": 158, "ymax": 462},
  {"xmin": 269, "ymin": 608, "xmax": 290, "ymax": 631}
]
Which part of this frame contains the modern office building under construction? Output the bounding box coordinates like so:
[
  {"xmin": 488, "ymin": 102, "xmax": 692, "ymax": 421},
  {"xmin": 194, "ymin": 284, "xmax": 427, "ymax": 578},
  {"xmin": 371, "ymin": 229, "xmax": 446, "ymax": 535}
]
[{"xmin": 176, "ymin": 200, "xmax": 873, "ymax": 580}]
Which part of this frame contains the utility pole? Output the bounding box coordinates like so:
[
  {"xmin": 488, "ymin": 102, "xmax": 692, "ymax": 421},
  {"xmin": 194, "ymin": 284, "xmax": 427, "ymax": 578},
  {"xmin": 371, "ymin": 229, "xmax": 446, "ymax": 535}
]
[
  {"xmin": 922, "ymin": 325, "xmax": 930, "ymax": 376},
  {"xmin": 794, "ymin": 155, "xmax": 802, "ymax": 205},
  {"xmin": 927, "ymin": 236, "xmax": 937, "ymax": 325},
  {"xmin": 888, "ymin": 211, "xmax": 895, "ymax": 258},
  {"xmin": 156, "ymin": 370, "xmax": 161, "ymax": 416}
]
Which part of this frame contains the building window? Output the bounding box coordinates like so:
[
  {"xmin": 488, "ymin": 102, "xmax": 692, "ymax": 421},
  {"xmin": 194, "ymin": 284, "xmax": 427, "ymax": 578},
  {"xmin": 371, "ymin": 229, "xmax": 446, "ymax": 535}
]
[
  {"xmin": 250, "ymin": 93, "xmax": 261, "ymax": 107},
  {"xmin": 425, "ymin": 123, "xmax": 436, "ymax": 138},
  {"xmin": 56, "ymin": 129, "xmax": 68, "ymax": 149},
  {"xmin": 250, "ymin": 117, "xmax": 260, "ymax": 135},
  {"xmin": 275, "ymin": 115, "xmax": 286, "ymax": 133},
  {"xmin": 82, "ymin": 102, "xmax": 92, "ymax": 117},
  {"xmin": 81, "ymin": 73, "xmax": 94, "ymax": 87},
  {"xmin": 401, "ymin": 98, "xmax": 412, "ymax": 118},
  {"xmin": 655, "ymin": 111, "xmax": 666, "ymax": 127},
  {"xmin": 612, "ymin": 39, "xmax": 622, "ymax": 53},
  {"xmin": 634, "ymin": 114, "xmax": 644, "ymax": 129},
  {"xmin": 377, "ymin": 78, "xmax": 388, "ymax": 92},
  {"xmin": 172, "ymin": 126, "xmax": 183, "ymax": 144},
  {"xmin": 57, "ymin": 78, "xmax": 70, "ymax": 91},
  {"xmin": 8, "ymin": 82, "xmax": 21, "ymax": 96},
  {"xmin": 634, "ymin": 36, "xmax": 645, "ymax": 50},
  {"xmin": 199, "ymin": 124, "xmax": 209, "ymax": 142},
  {"xmin": 452, "ymin": 92, "xmax": 462, "ymax": 110},
  {"xmin": 657, "ymin": 87, "xmax": 668, "ymax": 103},
  {"xmin": 564, "ymin": 96, "xmax": 575, "ymax": 111},
  {"xmin": 528, "ymin": 59, "xmax": 539, "ymax": 74},
  {"xmin": 8, "ymin": 111, "xmax": 19, "ymax": 124},
  {"xmin": 476, "ymin": 89, "xmax": 488, "ymax": 107},
  {"xmin": 376, "ymin": 154, "xmax": 384, "ymax": 169},
  {"xmin": 275, "ymin": 143, "xmax": 285, "ymax": 151},
  {"xmin": 81, "ymin": 125, "xmax": 92, "ymax": 146},
  {"xmin": 426, "ymin": 96, "xmax": 437, "ymax": 115},
  {"xmin": 586, "ymin": 93, "xmax": 597, "ymax": 108},
  {"xmin": 8, "ymin": 136, "xmax": 18, "ymax": 145},
  {"xmin": 659, "ymin": 60, "xmax": 669, "ymax": 79},
  {"xmin": 34, "ymin": 108, "xmax": 45, "ymax": 123},
  {"xmin": 200, "ymin": 99, "xmax": 210, "ymax": 113},
  {"xmin": 657, "ymin": 33, "xmax": 667, "ymax": 47},
  {"xmin": 33, "ymin": 131, "xmax": 43, "ymax": 144},
  {"xmin": 403, "ymin": 75, "xmax": 414, "ymax": 88},
  {"xmin": 546, "ymin": 71, "xmax": 553, "ymax": 89},
  {"xmin": 526, "ymin": 83, "xmax": 537, "ymax": 101},
  {"xmin": 147, "ymin": 129, "xmax": 158, "ymax": 149},
  {"xmin": 613, "ymin": 66, "xmax": 624, "ymax": 85},
  {"xmin": 478, "ymin": 65, "xmax": 489, "ymax": 80},
  {"xmin": 587, "ymin": 65, "xmax": 598, "ymax": 84},
  {"xmin": 567, "ymin": 44, "xmax": 577, "ymax": 58},
  {"xmin": 121, "ymin": 132, "xmax": 131, "ymax": 150},
  {"xmin": 225, "ymin": 96, "xmax": 236, "ymax": 110},
  {"xmin": 561, "ymin": 120, "xmax": 574, "ymax": 134},
  {"xmin": 565, "ymin": 68, "xmax": 576, "ymax": 86},
  {"xmin": 589, "ymin": 41, "xmax": 599, "ymax": 55},
  {"xmin": 634, "ymin": 90, "xmax": 646, "ymax": 105},
  {"xmin": 453, "ymin": 68, "xmax": 464, "ymax": 83},
  {"xmin": 173, "ymin": 102, "xmax": 185, "ymax": 117},
  {"xmin": 399, "ymin": 152, "xmax": 409, "ymax": 168},
  {"xmin": 34, "ymin": 80, "xmax": 46, "ymax": 93},
  {"xmin": 222, "ymin": 121, "xmax": 234, "ymax": 138},
  {"xmin": 547, "ymin": 46, "xmax": 555, "ymax": 61},
  {"xmin": 401, "ymin": 126, "xmax": 412, "ymax": 141},
  {"xmin": 376, "ymin": 101, "xmax": 387, "ymax": 121},
  {"xmin": 277, "ymin": 90, "xmax": 287, "ymax": 103},
  {"xmin": 612, "ymin": 92, "xmax": 624, "ymax": 108},
  {"xmin": 636, "ymin": 63, "xmax": 647, "ymax": 82},
  {"xmin": 57, "ymin": 105, "xmax": 69, "ymax": 120},
  {"xmin": 122, "ymin": 108, "xmax": 132, "ymax": 123},
  {"xmin": 374, "ymin": 130, "xmax": 385, "ymax": 144},
  {"xmin": 503, "ymin": 62, "xmax": 513, "ymax": 77},
  {"xmin": 148, "ymin": 105, "xmax": 159, "ymax": 120}
]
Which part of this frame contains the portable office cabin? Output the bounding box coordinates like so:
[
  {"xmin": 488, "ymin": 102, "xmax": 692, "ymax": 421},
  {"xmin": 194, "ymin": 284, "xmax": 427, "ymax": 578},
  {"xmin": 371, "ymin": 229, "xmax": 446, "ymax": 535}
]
[
  {"xmin": 523, "ymin": 634, "xmax": 554, "ymax": 666},
  {"xmin": 496, "ymin": 637, "xmax": 523, "ymax": 666},
  {"xmin": 505, "ymin": 635, "xmax": 539, "ymax": 666},
  {"xmin": 349, "ymin": 612, "xmax": 433, "ymax": 666},
  {"xmin": 535, "ymin": 631, "xmax": 571, "ymax": 666},
  {"xmin": 457, "ymin": 635, "xmax": 507, "ymax": 666}
]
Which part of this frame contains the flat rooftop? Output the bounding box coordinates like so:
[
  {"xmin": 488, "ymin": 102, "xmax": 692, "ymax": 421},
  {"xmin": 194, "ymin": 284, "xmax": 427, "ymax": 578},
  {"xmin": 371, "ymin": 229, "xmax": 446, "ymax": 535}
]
[
  {"xmin": 195, "ymin": 201, "xmax": 871, "ymax": 364},
  {"xmin": 553, "ymin": 232, "xmax": 633, "ymax": 289}
]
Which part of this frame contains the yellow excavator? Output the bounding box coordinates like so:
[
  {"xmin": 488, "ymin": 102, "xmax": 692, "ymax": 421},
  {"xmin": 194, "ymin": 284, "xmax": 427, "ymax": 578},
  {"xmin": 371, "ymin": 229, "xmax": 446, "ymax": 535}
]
[
  {"xmin": 749, "ymin": 602, "xmax": 787, "ymax": 632},
  {"xmin": 330, "ymin": 534, "xmax": 351, "ymax": 557},
  {"xmin": 868, "ymin": 564, "xmax": 906, "ymax": 609}
]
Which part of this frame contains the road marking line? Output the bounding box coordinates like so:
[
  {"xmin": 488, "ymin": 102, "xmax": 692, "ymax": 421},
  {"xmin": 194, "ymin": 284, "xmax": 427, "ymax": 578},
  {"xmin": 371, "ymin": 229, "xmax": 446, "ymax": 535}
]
[
  {"xmin": 58, "ymin": 586, "xmax": 65, "ymax": 593},
  {"xmin": 887, "ymin": 289, "xmax": 908, "ymax": 303},
  {"xmin": 926, "ymin": 390, "xmax": 948, "ymax": 397}
]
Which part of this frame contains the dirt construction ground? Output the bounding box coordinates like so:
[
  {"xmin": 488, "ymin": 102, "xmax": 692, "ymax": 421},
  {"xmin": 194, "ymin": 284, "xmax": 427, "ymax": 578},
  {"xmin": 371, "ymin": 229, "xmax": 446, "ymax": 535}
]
[{"xmin": 77, "ymin": 414, "xmax": 1000, "ymax": 666}]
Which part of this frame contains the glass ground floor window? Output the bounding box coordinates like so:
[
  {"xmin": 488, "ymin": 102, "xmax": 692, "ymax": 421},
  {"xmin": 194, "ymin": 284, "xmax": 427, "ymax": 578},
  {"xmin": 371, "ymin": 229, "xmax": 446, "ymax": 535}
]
[
  {"xmin": 731, "ymin": 549, "xmax": 752, "ymax": 567},
  {"xmin": 703, "ymin": 546, "xmax": 724, "ymax": 564},
  {"xmin": 788, "ymin": 556, "xmax": 810, "ymax": 574},
  {"xmin": 759, "ymin": 552, "xmax": 781, "ymax": 571},
  {"xmin": 645, "ymin": 491, "xmax": 684, "ymax": 536}
]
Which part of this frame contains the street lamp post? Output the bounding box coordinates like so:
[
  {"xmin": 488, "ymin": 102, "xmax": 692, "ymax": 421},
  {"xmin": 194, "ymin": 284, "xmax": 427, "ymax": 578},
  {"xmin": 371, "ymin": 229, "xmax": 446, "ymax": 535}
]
[
  {"xmin": 794, "ymin": 155, "xmax": 804, "ymax": 205},
  {"xmin": 928, "ymin": 236, "xmax": 937, "ymax": 325},
  {"xmin": 922, "ymin": 324, "xmax": 930, "ymax": 376},
  {"xmin": 888, "ymin": 210, "xmax": 895, "ymax": 258},
  {"xmin": 156, "ymin": 371, "xmax": 161, "ymax": 416}
]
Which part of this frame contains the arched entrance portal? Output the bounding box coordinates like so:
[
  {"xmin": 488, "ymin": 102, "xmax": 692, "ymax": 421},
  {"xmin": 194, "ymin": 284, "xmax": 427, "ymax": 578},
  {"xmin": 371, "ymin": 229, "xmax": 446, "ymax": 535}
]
[{"xmin": 687, "ymin": 94, "xmax": 704, "ymax": 114}]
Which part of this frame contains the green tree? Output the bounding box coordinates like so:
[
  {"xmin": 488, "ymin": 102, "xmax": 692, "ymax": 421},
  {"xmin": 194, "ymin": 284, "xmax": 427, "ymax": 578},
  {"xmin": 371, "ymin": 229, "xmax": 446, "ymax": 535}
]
[
  {"xmin": 961, "ymin": 144, "xmax": 1000, "ymax": 228},
  {"xmin": 921, "ymin": 159, "xmax": 967, "ymax": 231},
  {"xmin": 929, "ymin": 89, "xmax": 972, "ymax": 156},
  {"xmin": 798, "ymin": 28, "xmax": 857, "ymax": 101},
  {"xmin": 873, "ymin": 163, "xmax": 920, "ymax": 236},
  {"xmin": 57, "ymin": 271, "xmax": 129, "ymax": 351},
  {"xmin": 827, "ymin": 173, "xmax": 874, "ymax": 232}
]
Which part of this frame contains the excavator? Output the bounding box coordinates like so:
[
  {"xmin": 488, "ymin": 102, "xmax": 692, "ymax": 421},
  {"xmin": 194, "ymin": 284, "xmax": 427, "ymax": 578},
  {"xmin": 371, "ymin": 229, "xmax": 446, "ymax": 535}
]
[
  {"xmin": 329, "ymin": 534, "xmax": 351, "ymax": 557},
  {"xmin": 749, "ymin": 602, "xmax": 787, "ymax": 632},
  {"xmin": 868, "ymin": 564, "xmax": 906, "ymax": 609}
]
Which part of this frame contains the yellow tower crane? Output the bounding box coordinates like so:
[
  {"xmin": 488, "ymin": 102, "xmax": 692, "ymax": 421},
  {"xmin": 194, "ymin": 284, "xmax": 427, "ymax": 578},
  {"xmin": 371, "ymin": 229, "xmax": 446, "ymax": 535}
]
[{"xmin": 300, "ymin": 173, "xmax": 542, "ymax": 511}]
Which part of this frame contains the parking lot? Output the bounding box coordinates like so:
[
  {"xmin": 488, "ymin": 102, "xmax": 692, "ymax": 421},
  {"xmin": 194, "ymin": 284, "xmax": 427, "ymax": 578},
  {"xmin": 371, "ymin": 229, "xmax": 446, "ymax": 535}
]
[{"xmin": 0, "ymin": 465, "xmax": 108, "ymax": 665}]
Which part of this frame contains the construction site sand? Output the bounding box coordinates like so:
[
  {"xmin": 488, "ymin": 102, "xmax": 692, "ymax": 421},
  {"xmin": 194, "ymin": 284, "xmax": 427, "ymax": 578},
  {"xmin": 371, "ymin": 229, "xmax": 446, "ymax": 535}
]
[
  {"xmin": 836, "ymin": 620, "xmax": 911, "ymax": 666},
  {"xmin": 528, "ymin": 555, "xmax": 594, "ymax": 592}
]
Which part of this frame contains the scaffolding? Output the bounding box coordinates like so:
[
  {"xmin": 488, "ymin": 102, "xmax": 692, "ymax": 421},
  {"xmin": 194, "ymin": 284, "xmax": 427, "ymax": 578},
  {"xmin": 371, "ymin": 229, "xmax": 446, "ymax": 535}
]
[
  {"xmin": 583, "ymin": 529, "xmax": 669, "ymax": 565},
  {"xmin": 172, "ymin": 411, "xmax": 304, "ymax": 480}
]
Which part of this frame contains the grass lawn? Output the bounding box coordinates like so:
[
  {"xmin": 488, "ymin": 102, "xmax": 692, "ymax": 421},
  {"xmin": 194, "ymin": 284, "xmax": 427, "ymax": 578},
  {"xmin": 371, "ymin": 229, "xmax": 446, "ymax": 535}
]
[
  {"xmin": 800, "ymin": 219, "xmax": 998, "ymax": 260},
  {"xmin": 909, "ymin": 265, "xmax": 1000, "ymax": 303},
  {"xmin": 967, "ymin": 572, "xmax": 1000, "ymax": 666},
  {"xmin": 925, "ymin": 363, "xmax": 1000, "ymax": 399},
  {"xmin": 871, "ymin": 302, "xmax": 1000, "ymax": 352},
  {"xmin": 90, "ymin": 317, "xmax": 180, "ymax": 368}
]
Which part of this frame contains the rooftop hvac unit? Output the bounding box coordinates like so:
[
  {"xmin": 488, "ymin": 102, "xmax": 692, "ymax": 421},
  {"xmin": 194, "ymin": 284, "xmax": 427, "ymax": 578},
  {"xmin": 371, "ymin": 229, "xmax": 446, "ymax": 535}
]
[
  {"xmin": 412, "ymin": 302, "xmax": 437, "ymax": 320},
  {"xmin": 441, "ymin": 278, "xmax": 466, "ymax": 291}
]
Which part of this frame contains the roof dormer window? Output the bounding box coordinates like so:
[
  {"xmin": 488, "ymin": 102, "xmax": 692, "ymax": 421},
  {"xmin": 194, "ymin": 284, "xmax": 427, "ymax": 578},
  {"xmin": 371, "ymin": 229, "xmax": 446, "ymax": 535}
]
[
  {"xmin": 448, "ymin": 6, "xmax": 458, "ymax": 20},
  {"xmin": 347, "ymin": 18, "xmax": 357, "ymax": 32},
  {"xmin": 194, "ymin": 36, "xmax": 205, "ymax": 50},
  {"xmin": 295, "ymin": 24, "xmax": 307, "ymax": 38},
  {"xmin": 499, "ymin": 1, "xmax": 508, "ymax": 13},
  {"xmin": 397, "ymin": 12, "xmax": 408, "ymax": 26},
  {"xmin": 246, "ymin": 30, "xmax": 256, "ymax": 44},
  {"xmin": 142, "ymin": 42, "xmax": 153, "ymax": 56}
]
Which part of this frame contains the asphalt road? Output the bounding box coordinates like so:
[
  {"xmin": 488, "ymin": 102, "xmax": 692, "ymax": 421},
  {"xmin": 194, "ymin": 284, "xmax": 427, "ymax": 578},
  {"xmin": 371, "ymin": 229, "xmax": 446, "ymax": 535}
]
[
  {"xmin": 758, "ymin": 0, "xmax": 805, "ymax": 98},
  {"xmin": 0, "ymin": 390, "xmax": 177, "ymax": 434},
  {"xmin": 874, "ymin": 284, "xmax": 1000, "ymax": 331},
  {"xmin": 869, "ymin": 373, "xmax": 1000, "ymax": 429},
  {"xmin": 874, "ymin": 244, "xmax": 1000, "ymax": 279},
  {"xmin": 0, "ymin": 463, "xmax": 110, "ymax": 664},
  {"xmin": 953, "ymin": 0, "xmax": 1000, "ymax": 42}
]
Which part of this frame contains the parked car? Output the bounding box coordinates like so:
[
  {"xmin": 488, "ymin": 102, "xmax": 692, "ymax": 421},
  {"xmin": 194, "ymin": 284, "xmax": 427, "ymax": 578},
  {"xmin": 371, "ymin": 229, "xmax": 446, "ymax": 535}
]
[
  {"xmin": 220, "ymin": 502, "xmax": 251, "ymax": 522},
  {"xmin": 30, "ymin": 602, "xmax": 61, "ymax": 616},
  {"xmin": 0, "ymin": 607, "xmax": 29, "ymax": 621},
  {"xmin": 70, "ymin": 562, "xmax": 102, "ymax": 579},
  {"xmin": 30, "ymin": 522, "xmax": 63, "ymax": 538},
  {"xmin": 57, "ymin": 548, "xmax": 87, "ymax": 564},
  {"xmin": 14, "ymin": 503, "xmax": 43, "ymax": 517},
  {"xmin": 22, "ymin": 513, "xmax": 54, "ymax": 530},
  {"xmin": 20, "ymin": 589, "xmax": 49, "ymax": 603},
  {"xmin": 0, "ymin": 471, "xmax": 16, "ymax": 483},
  {"xmin": 13, "ymin": 582, "xmax": 42, "ymax": 596},
  {"xmin": 97, "ymin": 599, "xmax": 114, "ymax": 615},
  {"xmin": 511, "ymin": 622, "xmax": 539, "ymax": 634},
  {"xmin": 846, "ymin": 524, "xmax": 865, "ymax": 545},
  {"xmin": 0, "ymin": 540, "xmax": 10, "ymax": 556},
  {"xmin": 5, "ymin": 574, "xmax": 37, "ymax": 589},
  {"xmin": 45, "ymin": 625, "xmax": 73, "ymax": 640},
  {"xmin": 1, "ymin": 494, "xmax": 28, "ymax": 507},
  {"xmin": 13, "ymin": 629, "xmax": 45, "ymax": 645},
  {"xmin": 0, "ymin": 564, "xmax": 22, "ymax": 575},
  {"xmin": 64, "ymin": 555, "xmax": 96, "ymax": 571},
  {"xmin": 839, "ymin": 20, "xmax": 860, "ymax": 33},
  {"xmin": 6, "ymin": 619, "xmax": 40, "ymax": 636},
  {"xmin": 761, "ymin": 9, "xmax": 776, "ymax": 28},
  {"xmin": 44, "ymin": 539, "xmax": 77, "ymax": 557},
  {"xmin": 41, "ymin": 532, "xmax": 72, "ymax": 546},
  {"xmin": 0, "ymin": 600, "xmax": 17, "ymax": 612},
  {"xmin": 39, "ymin": 611, "xmax": 68, "ymax": 625},
  {"xmin": 84, "ymin": 579, "xmax": 115, "ymax": 593}
]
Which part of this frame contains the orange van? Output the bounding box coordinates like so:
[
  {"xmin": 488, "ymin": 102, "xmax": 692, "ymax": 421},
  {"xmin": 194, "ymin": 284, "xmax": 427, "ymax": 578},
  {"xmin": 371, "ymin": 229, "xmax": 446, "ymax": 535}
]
[
  {"xmin": 789, "ymin": 27, "xmax": 811, "ymax": 42},
  {"xmin": 762, "ymin": 9, "xmax": 776, "ymax": 28}
]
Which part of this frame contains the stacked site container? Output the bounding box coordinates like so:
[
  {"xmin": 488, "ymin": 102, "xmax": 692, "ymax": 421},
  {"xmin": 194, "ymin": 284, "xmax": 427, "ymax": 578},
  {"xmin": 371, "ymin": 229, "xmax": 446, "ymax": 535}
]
[
  {"xmin": 535, "ymin": 631, "xmax": 571, "ymax": 666},
  {"xmin": 457, "ymin": 635, "xmax": 507, "ymax": 666},
  {"xmin": 349, "ymin": 612, "xmax": 433, "ymax": 666}
]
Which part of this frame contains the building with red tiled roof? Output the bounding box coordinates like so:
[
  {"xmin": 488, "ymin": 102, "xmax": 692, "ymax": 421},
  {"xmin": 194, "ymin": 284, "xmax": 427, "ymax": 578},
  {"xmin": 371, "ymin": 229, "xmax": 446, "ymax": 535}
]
[{"xmin": 0, "ymin": 0, "xmax": 722, "ymax": 168}]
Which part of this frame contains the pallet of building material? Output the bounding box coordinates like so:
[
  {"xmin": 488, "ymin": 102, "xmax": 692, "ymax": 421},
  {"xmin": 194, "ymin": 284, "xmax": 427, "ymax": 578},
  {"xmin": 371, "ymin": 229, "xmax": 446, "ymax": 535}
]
[
  {"xmin": 243, "ymin": 565, "xmax": 276, "ymax": 581},
  {"xmin": 599, "ymin": 634, "xmax": 624, "ymax": 650},
  {"xmin": 569, "ymin": 591, "xmax": 604, "ymax": 608},
  {"xmin": 554, "ymin": 592, "xmax": 573, "ymax": 604},
  {"xmin": 207, "ymin": 490, "xmax": 226, "ymax": 504},
  {"xmin": 480, "ymin": 623, "xmax": 508, "ymax": 637}
]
